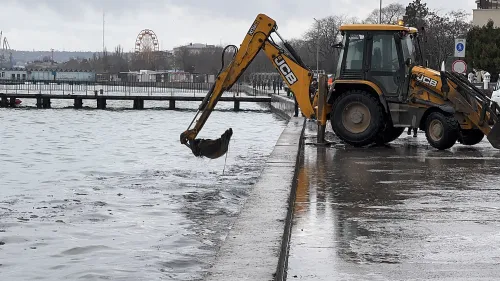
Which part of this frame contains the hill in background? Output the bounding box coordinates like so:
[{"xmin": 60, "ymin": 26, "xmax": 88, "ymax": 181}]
[{"xmin": 9, "ymin": 50, "xmax": 96, "ymax": 66}]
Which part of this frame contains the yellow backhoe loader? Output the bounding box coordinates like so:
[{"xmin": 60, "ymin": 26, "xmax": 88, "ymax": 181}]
[{"xmin": 180, "ymin": 14, "xmax": 500, "ymax": 158}]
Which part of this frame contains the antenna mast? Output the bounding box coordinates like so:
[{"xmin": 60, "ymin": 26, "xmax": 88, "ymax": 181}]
[{"xmin": 102, "ymin": 11, "xmax": 105, "ymax": 54}]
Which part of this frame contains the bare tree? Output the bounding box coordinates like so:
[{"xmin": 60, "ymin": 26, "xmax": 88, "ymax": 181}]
[
  {"xmin": 364, "ymin": 3, "xmax": 406, "ymax": 24},
  {"xmin": 425, "ymin": 10, "xmax": 471, "ymax": 69},
  {"xmin": 304, "ymin": 15, "xmax": 357, "ymax": 73},
  {"xmin": 174, "ymin": 46, "xmax": 192, "ymax": 71},
  {"xmin": 287, "ymin": 39, "xmax": 316, "ymax": 68}
]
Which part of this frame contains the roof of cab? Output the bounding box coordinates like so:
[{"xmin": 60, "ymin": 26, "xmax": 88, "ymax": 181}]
[{"xmin": 340, "ymin": 24, "xmax": 418, "ymax": 33}]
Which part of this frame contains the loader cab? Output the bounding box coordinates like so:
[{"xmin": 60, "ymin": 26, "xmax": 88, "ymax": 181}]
[{"xmin": 334, "ymin": 24, "xmax": 419, "ymax": 102}]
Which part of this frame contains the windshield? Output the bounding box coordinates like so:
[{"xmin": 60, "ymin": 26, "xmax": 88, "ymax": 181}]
[
  {"xmin": 402, "ymin": 33, "xmax": 422, "ymax": 65},
  {"xmin": 402, "ymin": 35, "xmax": 415, "ymax": 61}
]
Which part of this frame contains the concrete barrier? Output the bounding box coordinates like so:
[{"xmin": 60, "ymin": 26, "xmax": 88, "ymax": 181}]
[
  {"xmin": 270, "ymin": 94, "xmax": 296, "ymax": 120},
  {"xmin": 240, "ymin": 84, "xmax": 296, "ymax": 119},
  {"xmin": 206, "ymin": 117, "xmax": 306, "ymax": 281}
]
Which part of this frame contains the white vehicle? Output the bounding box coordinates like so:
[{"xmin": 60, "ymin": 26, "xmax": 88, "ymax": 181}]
[{"xmin": 492, "ymin": 78, "xmax": 500, "ymax": 106}]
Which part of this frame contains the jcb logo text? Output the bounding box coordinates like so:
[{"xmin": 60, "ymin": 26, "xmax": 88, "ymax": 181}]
[
  {"xmin": 416, "ymin": 75, "xmax": 438, "ymax": 87},
  {"xmin": 274, "ymin": 56, "xmax": 298, "ymax": 85},
  {"xmin": 248, "ymin": 21, "xmax": 259, "ymax": 35}
]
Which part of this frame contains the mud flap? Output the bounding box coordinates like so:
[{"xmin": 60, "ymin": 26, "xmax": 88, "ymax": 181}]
[
  {"xmin": 188, "ymin": 128, "xmax": 233, "ymax": 159},
  {"xmin": 487, "ymin": 123, "xmax": 500, "ymax": 149}
]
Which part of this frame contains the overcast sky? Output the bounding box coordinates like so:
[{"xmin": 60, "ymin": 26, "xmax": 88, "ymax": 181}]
[{"xmin": 1, "ymin": 0, "xmax": 476, "ymax": 52}]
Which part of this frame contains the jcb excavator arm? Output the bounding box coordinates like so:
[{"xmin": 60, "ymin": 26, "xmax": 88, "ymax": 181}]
[{"xmin": 180, "ymin": 14, "xmax": 316, "ymax": 158}]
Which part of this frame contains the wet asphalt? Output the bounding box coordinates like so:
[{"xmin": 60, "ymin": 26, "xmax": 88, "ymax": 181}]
[{"xmin": 287, "ymin": 122, "xmax": 500, "ymax": 281}]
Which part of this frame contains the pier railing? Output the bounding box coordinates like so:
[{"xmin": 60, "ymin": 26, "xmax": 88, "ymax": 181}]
[{"xmin": 0, "ymin": 80, "xmax": 250, "ymax": 96}]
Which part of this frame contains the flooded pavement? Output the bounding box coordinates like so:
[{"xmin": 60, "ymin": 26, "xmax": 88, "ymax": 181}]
[
  {"xmin": 0, "ymin": 98, "xmax": 287, "ymax": 280},
  {"xmin": 287, "ymin": 122, "xmax": 500, "ymax": 281}
]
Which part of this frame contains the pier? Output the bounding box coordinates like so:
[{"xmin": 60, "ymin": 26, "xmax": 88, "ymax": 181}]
[
  {"xmin": 0, "ymin": 79, "xmax": 275, "ymax": 110},
  {"xmin": 0, "ymin": 93, "xmax": 271, "ymax": 111}
]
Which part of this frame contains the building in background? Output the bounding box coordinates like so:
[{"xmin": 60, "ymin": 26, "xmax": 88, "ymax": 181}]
[
  {"xmin": 116, "ymin": 70, "xmax": 213, "ymax": 83},
  {"xmin": 477, "ymin": 0, "xmax": 500, "ymax": 9},
  {"xmin": 0, "ymin": 68, "xmax": 95, "ymax": 81},
  {"xmin": 172, "ymin": 43, "xmax": 216, "ymax": 56},
  {"xmin": 474, "ymin": 0, "xmax": 500, "ymax": 27}
]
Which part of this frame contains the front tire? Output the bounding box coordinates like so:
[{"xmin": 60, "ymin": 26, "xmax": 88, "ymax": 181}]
[
  {"xmin": 330, "ymin": 90, "xmax": 385, "ymax": 147},
  {"xmin": 425, "ymin": 111, "xmax": 459, "ymax": 150}
]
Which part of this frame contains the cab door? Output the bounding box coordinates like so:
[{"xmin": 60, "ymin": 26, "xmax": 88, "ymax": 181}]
[
  {"xmin": 337, "ymin": 32, "xmax": 368, "ymax": 80},
  {"xmin": 366, "ymin": 32, "xmax": 405, "ymax": 100}
]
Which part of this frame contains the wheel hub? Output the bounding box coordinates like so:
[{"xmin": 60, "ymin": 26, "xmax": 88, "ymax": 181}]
[
  {"xmin": 350, "ymin": 111, "xmax": 364, "ymax": 124},
  {"xmin": 342, "ymin": 102, "xmax": 371, "ymax": 134},
  {"xmin": 429, "ymin": 120, "xmax": 444, "ymax": 141}
]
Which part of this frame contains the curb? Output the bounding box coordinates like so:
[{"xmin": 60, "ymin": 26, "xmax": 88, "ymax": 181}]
[
  {"xmin": 274, "ymin": 118, "xmax": 306, "ymax": 281},
  {"xmin": 205, "ymin": 117, "xmax": 306, "ymax": 281}
]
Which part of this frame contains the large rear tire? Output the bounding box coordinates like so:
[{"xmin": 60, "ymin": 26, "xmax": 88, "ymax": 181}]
[
  {"xmin": 424, "ymin": 111, "xmax": 459, "ymax": 150},
  {"xmin": 375, "ymin": 124, "xmax": 406, "ymax": 144},
  {"xmin": 459, "ymin": 129, "xmax": 484, "ymax": 146},
  {"xmin": 330, "ymin": 90, "xmax": 385, "ymax": 147}
]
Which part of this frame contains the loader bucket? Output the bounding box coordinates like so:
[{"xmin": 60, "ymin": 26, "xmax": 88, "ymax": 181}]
[
  {"xmin": 188, "ymin": 128, "xmax": 233, "ymax": 159},
  {"xmin": 487, "ymin": 123, "xmax": 500, "ymax": 149}
]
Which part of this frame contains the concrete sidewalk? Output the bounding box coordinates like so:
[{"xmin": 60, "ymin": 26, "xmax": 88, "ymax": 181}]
[
  {"xmin": 287, "ymin": 123, "xmax": 500, "ymax": 280},
  {"xmin": 205, "ymin": 117, "xmax": 305, "ymax": 281}
]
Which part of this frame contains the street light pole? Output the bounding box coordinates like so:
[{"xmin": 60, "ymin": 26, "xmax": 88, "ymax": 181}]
[
  {"xmin": 379, "ymin": 0, "xmax": 382, "ymax": 24},
  {"xmin": 313, "ymin": 18, "xmax": 320, "ymax": 77}
]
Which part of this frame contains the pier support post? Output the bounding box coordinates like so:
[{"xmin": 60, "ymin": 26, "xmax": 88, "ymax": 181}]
[
  {"xmin": 133, "ymin": 98, "xmax": 144, "ymax": 109},
  {"xmin": 9, "ymin": 97, "xmax": 16, "ymax": 107},
  {"xmin": 169, "ymin": 100, "xmax": 175, "ymax": 110},
  {"xmin": 1, "ymin": 95, "xmax": 8, "ymax": 107},
  {"xmin": 234, "ymin": 100, "xmax": 240, "ymax": 111},
  {"xmin": 74, "ymin": 98, "xmax": 83, "ymax": 109},
  {"xmin": 36, "ymin": 95, "xmax": 42, "ymax": 108},
  {"xmin": 97, "ymin": 97, "xmax": 106, "ymax": 109},
  {"xmin": 42, "ymin": 97, "xmax": 51, "ymax": 108}
]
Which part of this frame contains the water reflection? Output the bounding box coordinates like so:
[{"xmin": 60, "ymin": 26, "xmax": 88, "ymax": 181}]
[{"xmin": 289, "ymin": 126, "xmax": 500, "ymax": 280}]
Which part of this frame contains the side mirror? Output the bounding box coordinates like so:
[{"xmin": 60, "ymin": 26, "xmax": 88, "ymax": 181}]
[{"xmin": 405, "ymin": 58, "xmax": 413, "ymax": 67}]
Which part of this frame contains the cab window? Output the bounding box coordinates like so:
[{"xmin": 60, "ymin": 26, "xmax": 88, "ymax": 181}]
[
  {"xmin": 371, "ymin": 34, "xmax": 398, "ymax": 71},
  {"xmin": 344, "ymin": 33, "xmax": 365, "ymax": 70}
]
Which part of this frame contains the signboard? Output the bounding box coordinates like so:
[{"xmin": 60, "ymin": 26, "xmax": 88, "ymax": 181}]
[
  {"xmin": 452, "ymin": 60, "xmax": 467, "ymax": 74},
  {"xmin": 454, "ymin": 39, "xmax": 466, "ymax": 57}
]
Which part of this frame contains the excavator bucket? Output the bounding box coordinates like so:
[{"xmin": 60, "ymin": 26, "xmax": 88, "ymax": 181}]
[
  {"xmin": 188, "ymin": 128, "xmax": 233, "ymax": 159},
  {"xmin": 487, "ymin": 123, "xmax": 500, "ymax": 149},
  {"xmin": 444, "ymin": 71, "xmax": 500, "ymax": 149}
]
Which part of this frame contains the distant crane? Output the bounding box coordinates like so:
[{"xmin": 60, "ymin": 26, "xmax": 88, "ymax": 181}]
[{"xmin": 0, "ymin": 31, "xmax": 13, "ymax": 68}]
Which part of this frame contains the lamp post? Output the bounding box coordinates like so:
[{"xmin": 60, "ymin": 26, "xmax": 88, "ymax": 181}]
[
  {"xmin": 313, "ymin": 18, "xmax": 320, "ymax": 77},
  {"xmin": 379, "ymin": 0, "xmax": 382, "ymax": 24}
]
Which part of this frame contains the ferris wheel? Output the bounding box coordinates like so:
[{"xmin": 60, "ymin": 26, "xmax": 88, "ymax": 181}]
[{"xmin": 134, "ymin": 29, "xmax": 159, "ymax": 53}]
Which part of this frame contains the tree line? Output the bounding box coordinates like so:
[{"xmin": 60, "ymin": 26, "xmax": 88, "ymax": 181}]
[
  {"xmin": 246, "ymin": 0, "xmax": 475, "ymax": 78},
  {"xmin": 50, "ymin": 0, "xmax": 500, "ymax": 81}
]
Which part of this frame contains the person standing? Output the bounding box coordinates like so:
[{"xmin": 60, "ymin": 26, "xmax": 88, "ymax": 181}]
[
  {"xmin": 407, "ymin": 127, "xmax": 417, "ymax": 137},
  {"xmin": 309, "ymin": 78, "xmax": 318, "ymax": 102}
]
